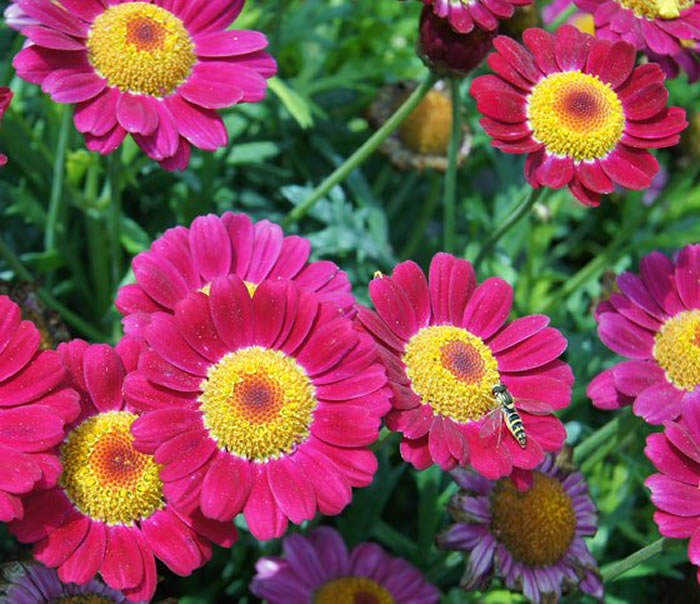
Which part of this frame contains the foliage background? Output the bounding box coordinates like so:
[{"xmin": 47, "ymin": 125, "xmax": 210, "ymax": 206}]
[{"xmin": 0, "ymin": 0, "xmax": 699, "ymax": 601}]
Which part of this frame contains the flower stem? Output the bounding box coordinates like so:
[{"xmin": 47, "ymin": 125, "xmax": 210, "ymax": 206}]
[
  {"xmin": 443, "ymin": 77, "xmax": 462, "ymax": 254},
  {"xmin": 0, "ymin": 236, "xmax": 108, "ymax": 342},
  {"xmin": 107, "ymin": 152, "xmax": 123, "ymax": 290},
  {"xmin": 44, "ymin": 105, "xmax": 72, "ymax": 250},
  {"xmin": 282, "ymin": 71, "xmax": 439, "ymax": 226},
  {"xmin": 573, "ymin": 407, "xmax": 631, "ymax": 465},
  {"xmin": 474, "ymin": 186, "xmax": 545, "ymax": 269},
  {"xmin": 400, "ymin": 171, "xmax": 441, "ymax": 259},
  {"xmin": 601, "ymin": 537, "xmax": 667, "ymax": 582}
]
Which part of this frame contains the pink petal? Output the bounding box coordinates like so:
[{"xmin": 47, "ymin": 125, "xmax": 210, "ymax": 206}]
[
  {"xmin": 311, "ymin": 405, "xmax": 380, "ymax": 447},
  {"xmin": 523, "ymin": 28, "xmax": 558, "ymax": 74},
  {"xmin": 640, "ymin": 251, "xmax": 684, "ymax": 317},
  {"xmin": 462, "ymin": 277, "xmax": 513, "ymax": 339},
  {"xmin": 633, "ymin": 382, "xmax": 684, "ymax": 424},
  {"xmin": 399, "ymin": 436, "xmax": 434, "ymax": 470},
  {"xmin": 391, "ymin": 261, "xmax": 431, "ymax": 329},
  {"xmin": 101, "ymin": 525, "xmax": 144, "ymax": 589},
  {"xmin": 496, "ymin": 327, "xmax": 567, "ymax": 371},
  {"xmin": 612, "ymin": 360, "xmax": 665, "ymax": 396},
  {"xmin": 243, "ymin": 466, "xmax": 289, "ymax": 540},
  {"xmin": 645, "ymin": 432, "xmax": 700, "ymax": 486},
  {"xmin": 0, "ymin": 406, "xmax": 65, "ymax": 453},
  {"xmin": 141, "ymin": 509, "xmax": 204, "ymax": 575},
  {"xmin": 177, "ymin": 62, "xmax": 245, "ymax": 109},
  {"xmin": 35, "ymin": 512, "xmax": 89, "ymax": 568},
  {"xmin": 493, "ymin": 35, "xmax": 542, "ymax": 82},
  {"xmin": 554, "ymin": 24, "xmax": 592, "ymax": 71},
  {"xmin": 189, "ymin": 214, "xmax": 232, "ymax": 281},
  {"xmin": 0, "ymin": 321, "xmax": 40, "ymax": 382},
  {"xmin": 174, "ymin": 292, "xmax": 229, "ymax": 363},
  {"xmin": 57, "ymin": 522, "xmax": 106, "ymax": 585},
  {"xmin": 268, "ymin": 456, "xmax": 317, "ymax": 524},
  {"xmin": 194, "ymin": 29, "xmax": 268, "ymax": 57},
  {"xmin": 131, "ymin": 408, "xmax": 202, "ymax": 454},
  {"xmin": 209, "ymin": 275, "xmax": 254, "ymax": 349},
  {"xmin": 597, "ymin": 312, "xmax": 655, "ymax": 359},
  {"xmin": 369, "ymin": 273, "xmax": 418, "ymax": 341},
  {"xmin": 0, "ymin": 446, "xmax": 42, "ymax": 492},
  {"xmin": 83, "ymin": 344, "xmax": 125, "ymax": 412},
  {"xmin": 155, "ymin": 429, "xmax": 217, "ymax": 482},
  {"xmin": 0, "ymin": 348, "xmax": 64, "ymax": 406},
  {"xmin": 617, "ymin": 271, "xmax": 667, "ymax": 320},
  {"xmin": 145, "ymin": 312, "xmax": 209, "ymax": 376},
  {"xmin": 295, "ymin": 447, "xmax": 352, "ymax": 515},
  {"xmin": 115, "ymin": 92, "xmax": 159, "ymax": 135},
  {"xmin": 200, "ymin": 451, "xmax": 252, "ymax": 521},
  {"xmin": 675, "ymin": 244, "xmax": 700, "ymax": 309},
  {"xmin": 487, "ymin": 315, "xmax": 550, "ymax": 353},
  {"xmin": 646, "ymin": 474, "xmax": 700, "ymax": 516},
  {"xmin": 166, "ymin": 95, "xmax": 227, "ymax": 151}
]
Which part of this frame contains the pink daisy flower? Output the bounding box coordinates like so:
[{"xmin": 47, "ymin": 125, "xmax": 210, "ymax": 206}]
[
  {"xmin": 645, "ymin": 397, "xmax": 700, "ymax": 582},
  {"xmin": 11, "ymin": 0, "xmax": 276, "ymax": 170},
  {"xmin": 437, "ymin": 454, "xmax": 603, "ymax": 602},
  {"xmin": 470, "ymin": 25, "xmax": 687, "ymax": 206},
  {"xmin": 423, "ymin": 0, "xmax": 533, "ymax": 34},
  {"xmin": 1, "ymin": 561, "xmax": 135, "ymax": 604},
  {"xmin": 126, "ymin": 276, "xmax": 391, "ymax": 540},
  {"xmin": 0, "ymin": 87, "xmax": 13, "ymax": 166},
  {"xmin": 251, "ymin": 526, "xmax": 440, "ymax": 603},
  {"xmin": 574, "ymin": 0, "xmax": 700, "ymax": 81},
  {"xmin": 587, "ymin": 244, "xmax": 700, "ymax": 424},
  {"xmin": 9, "ymin": 338, "xmax": 235, "ymax": 602},
  {"xmin": 357, "ymin": 253, "xmax": 572, "ymax": 480},
  {"xmin": 0, "ymin": 295, "xmax": 79, "ymax": 523},
  {"xmin": 116, "ymin": 212, "xmax": 354, "ymax": 337}
]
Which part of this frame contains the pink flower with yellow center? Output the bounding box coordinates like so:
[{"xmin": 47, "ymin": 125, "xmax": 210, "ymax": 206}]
[
  {"xmin": 588, "ymin": 244, "xmax": 700, "ymax": 424},
  {"xmin": 645, "ymin": 398, "xmax": 700, "ymax": 583},
  {"xmin": 436, "ymin": 455, "xmax": 603, "ymax": 602},
  {"xmin": 423, "ymin": 0, "xmax": 533, "ymax": 34},
  {"xmin": 0, "ymin": 295, "xmax": 79, "ymax": 523},
  {"xmin": 357, "ymin": 253, "xmax": 571, "ymax": 479},
  {"xmin": 11, "ymin": 0, "xmax": 276, "ymax": 170},
  {"xmin": 116, "ymin": 212, "xmax": 354, "ymax": 337},
  {"xmin": 126, "ymin": 276, "xmax": 391, "ymax": 540},
  {"xmin": 9, "ymin": 339, "xmax": 235, "ymax": 602},
  {"xmin": 470, "ymin": 25, "xmax": 687, "ymax": 206},
  {"xmin": 251, "ymin": 526, "xmax": 440, "ymax": 603},
  {"xmin": 574, "ymin": 0, "xmax": 700, "ymax": 81}
]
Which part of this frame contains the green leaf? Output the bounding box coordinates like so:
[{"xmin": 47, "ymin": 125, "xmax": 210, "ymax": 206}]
[{"xmin": 267, "ymin": 76, "xmax": 314, "ymax": 129}]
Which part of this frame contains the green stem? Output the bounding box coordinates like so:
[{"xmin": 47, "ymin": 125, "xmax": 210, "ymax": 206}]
[
  {"xmin": 474, "ymin": 186, "xmax": 545, "ymax": 269},
  {"xmin": 573, "ymin": 407, "xmax": 631, "ymax": 465},
  {"xmin": 443, "ymin": 78, "xmax": 462, "ymax": 254},
  {"xmin": 283, "ymin": 71, "xmax": 439, "ymax": 226},
  {"xmin": 401, "ymin": 171, "xmax": 441, "ymax": 259},
  {"xmin": 601, "ymin": 538, "xmax": 667, "ymax": 582},
  {"xmin": 0, "ymin": 236, "xmax": 107, "ymax": 341},
  {"xmin": 44, "ymin": 105, "xmax": 72, "ymax": 250},
  {"xmin": 107, "ymin": 152, "xmax": 123, "ymax": 290}
]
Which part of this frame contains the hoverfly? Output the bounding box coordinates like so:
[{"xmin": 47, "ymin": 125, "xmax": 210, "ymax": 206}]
[{"xmin": 479, "ymin": 383, "xmax": 553, "ymax": 449}]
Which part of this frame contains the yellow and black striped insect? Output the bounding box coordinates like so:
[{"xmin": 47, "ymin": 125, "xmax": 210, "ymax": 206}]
[{"xmin": 479, "ymin": 383, "xmax": 553, "ymax": 449}]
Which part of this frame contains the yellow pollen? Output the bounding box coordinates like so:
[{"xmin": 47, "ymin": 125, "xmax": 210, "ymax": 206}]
[
  {"xmin": 198, "ymin": 346, "xmax": 317, "ymax": 461},
  {"xmin": 56, "ymin": 597, "xmax": 116, "ymax": 604},
  {"xmin": 403, "ymin": 325, "xmax": 500, "ymax": 423},
  {"xmin": 60, "ymin": 411, "xmax": 164, "ymax": 526},
  {"xmin": 491, "ymin": 472, "xmax": 577, "ymax": 567},
  {"xmin": 398, "ymin": 90, "xmax": 453, "ymax": 155},
  {"xmin": 86, "ymin": 2, "xmax": 195, "ymax": 97},
  {"xmin": 527, "ymin": 71, "xmax": 626, "ymax": 161},
  {"xmin": 199, "ymin": 281, "xmax": 258, "ymax": 296},
  {"xmin": 616, "ymin": 0, "xmax": 694, "ymax": 19},
  {"xmin": 314, "ymin": 577, "xmax": 395, "ymax": 604},
  {"xmin": 653, "ymin": 309, "xmax": 700, "ymax": 391}
]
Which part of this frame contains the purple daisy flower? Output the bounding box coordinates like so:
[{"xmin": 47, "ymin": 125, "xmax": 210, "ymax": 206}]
[
  {"xmin": 0, "ymin": 561, "xmax": 136, "ymax": 603},
  {"xmin": 437, "ymin": 455, "xmax": 603, "ymax": 603},
  {"xmin": 250, "ymin": 526, "xmax": 440, "ymax": 604}
]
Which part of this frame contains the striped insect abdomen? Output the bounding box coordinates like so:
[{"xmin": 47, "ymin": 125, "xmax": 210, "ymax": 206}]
[{"xmin": 501, "ymin": 393, "xmax": 527, "ymax": 449}]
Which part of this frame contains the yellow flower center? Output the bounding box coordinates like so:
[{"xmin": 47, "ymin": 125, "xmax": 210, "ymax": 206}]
[
  {"xmin": 403, "ymin": 325, "xmax": 500, "ymax": 423},
  {"xmin": 314, "ymin": 577, "xmax": 395, "ymax": 604},
  {"xmin": 199, "ymin": 281, "xmax": 258, "ymax": 296},
  {"xmin": 617, "ymin": 0, "xmax": 694, "ymax": 19},
  {"xmin": 527, "ymin": 71, "xmax": 626, "ymax": 161},
  {"xmin": 398, "ymin": 90, "xmax": 453, "ymax": 155},
  {"xmin": 56, "ymin": 597, "xmax": 115, "ymax": 604},
  {"xmin": 571, "ymin": 13, "xmax": 596, "ymax": 35},
  {"xmin": 86, "ymin": 1, "xmax": 196, "ymax": 97},
  {"xmin": 653, "ymin": 309, "xmax": 700, "ymax": 391},
  {"xmin": 198, "ymin": 346, "xmax": 317, "ymax": 461},
  {"xmin": 60, "ymin": 411, "xmax": 164, "ymax": 526},
  {"xmin": 491, "ymin": 472, "xmax": 577, "ymax": 567}
]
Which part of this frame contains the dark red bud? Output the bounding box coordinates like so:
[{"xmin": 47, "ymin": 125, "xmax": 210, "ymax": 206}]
[{"xmin": 417, "ymin": 6, "xmax": 495, "ymax": 78}]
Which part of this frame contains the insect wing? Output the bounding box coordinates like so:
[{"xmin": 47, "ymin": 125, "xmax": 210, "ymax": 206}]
[
  {"xmin": 479, "ymin": 407, "xmax": 502, "ymax": 440},
  {"xmin": 512, "ymin": 397, "xmax": 554, "ymax": 416}
]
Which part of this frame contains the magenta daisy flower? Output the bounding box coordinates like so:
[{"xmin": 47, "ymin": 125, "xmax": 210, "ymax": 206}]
[
  {"xmin": 11, "ymin": 0, "xmax": 276, "ymax": 170},
  {"xmin": 470, "ymin": 25, "xmax": 687, "ymax": 206},
  {"xmin": 1, "ymin": 561, "xmax": 135, "ymax": 603},
  {"xmin": 645, "ymin": 398, "xmax": 700, "ymax": 582},
  {"xmin": 574, "ymin": 0, "xmax": 700, "ymax": 81},
  {"xmin": 116, "ymin": 212, "xmax": 354, "ymax": 337},
  {"xmin": 0, "ymin": 295, "xmax": 79, "ymax": 523},
  {"xmin": 587, "ymin": 244, "xmax": 700, "ymax": 424},
  {"xmin": 357, "ymin": 253, "xmax": 571, "ymax": 480},
  {"xmin": 437, "ymin": 455, "xmax": 603, "ymax": 602},
  {"xmin": 9, "ymin": 338, "xmax": 235, "ymax": 602},
  {"xmin": 126, "ymin": 276, "xmax": 391, "ymax": 540},
  {"xmin": 424, "ymin": 0, "xmax": 533, "ymax": 34},
  {"xmin": 251, "ymin": 526, "xmax": 440, "ymax": 603}
]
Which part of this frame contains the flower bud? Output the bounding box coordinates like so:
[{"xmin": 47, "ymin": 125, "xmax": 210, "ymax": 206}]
[{"xmin": 417, "ymin": 7, "xmax": 494, "ymax": 77}]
